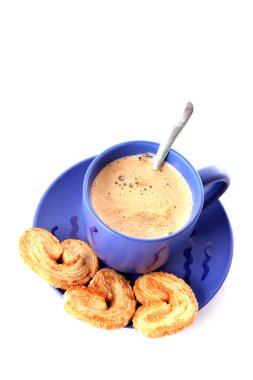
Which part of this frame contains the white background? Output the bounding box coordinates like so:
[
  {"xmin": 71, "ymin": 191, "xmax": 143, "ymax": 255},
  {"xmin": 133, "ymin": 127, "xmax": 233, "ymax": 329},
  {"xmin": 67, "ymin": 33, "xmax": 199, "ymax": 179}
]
[{"xmin": 0, "ymin": 1, "xmax": 251, "ymax": 379}]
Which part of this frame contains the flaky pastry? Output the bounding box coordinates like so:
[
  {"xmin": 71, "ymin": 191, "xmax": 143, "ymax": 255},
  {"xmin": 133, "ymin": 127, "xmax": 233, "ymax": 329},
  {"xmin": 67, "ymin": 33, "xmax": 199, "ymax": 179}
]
[
  {"xmin": 64, "ymin": 268, "xmax": 136, "ymax": 329},
  {"xmin": 133, "ymin": 272, "xmax": 198, "ymax": 338},
  {"xmin": 19, "ymin": 228, "xmax": 99, "ymax": 290}
]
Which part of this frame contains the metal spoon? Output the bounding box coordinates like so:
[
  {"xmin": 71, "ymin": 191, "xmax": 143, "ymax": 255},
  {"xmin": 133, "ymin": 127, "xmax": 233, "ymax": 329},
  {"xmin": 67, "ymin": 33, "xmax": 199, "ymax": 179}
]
[{"xmin": 152, "ymin": 101, "xmax": 194, "ymax": 170}]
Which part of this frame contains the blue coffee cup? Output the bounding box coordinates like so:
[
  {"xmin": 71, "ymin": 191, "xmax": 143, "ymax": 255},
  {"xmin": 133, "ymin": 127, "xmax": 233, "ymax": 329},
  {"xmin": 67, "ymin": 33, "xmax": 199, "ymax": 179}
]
[{"xmin": 82, "ymin": 141, "xmax": 230, "ymax": 274}]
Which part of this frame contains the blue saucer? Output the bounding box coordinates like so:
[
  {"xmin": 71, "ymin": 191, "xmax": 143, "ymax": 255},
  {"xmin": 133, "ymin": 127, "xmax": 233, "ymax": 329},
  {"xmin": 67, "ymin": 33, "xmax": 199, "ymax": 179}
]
[{"xmin": 33, "ymin": 157, "xmax": 233, "ymax": 310}]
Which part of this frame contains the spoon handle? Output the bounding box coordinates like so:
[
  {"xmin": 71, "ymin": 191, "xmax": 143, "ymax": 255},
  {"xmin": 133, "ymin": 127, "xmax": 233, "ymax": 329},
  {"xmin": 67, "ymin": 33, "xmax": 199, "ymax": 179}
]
[{"xmin": 152, "ymin": 101, "xmax": 194, "ymax": 170}]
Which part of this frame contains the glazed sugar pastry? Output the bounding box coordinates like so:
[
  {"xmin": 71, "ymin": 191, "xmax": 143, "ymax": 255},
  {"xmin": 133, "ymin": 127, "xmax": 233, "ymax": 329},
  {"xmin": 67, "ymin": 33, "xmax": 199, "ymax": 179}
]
[
  {"xmin": 133, "ymin": 272, "xmax": 198, "ymax": 338},
  {"xmin": 64, "ymin": 268, "xmax": 136, "ymax": 329},
  {"xmin": 19, "ymin": 228, "xmax": 99, "ymax": 290}
]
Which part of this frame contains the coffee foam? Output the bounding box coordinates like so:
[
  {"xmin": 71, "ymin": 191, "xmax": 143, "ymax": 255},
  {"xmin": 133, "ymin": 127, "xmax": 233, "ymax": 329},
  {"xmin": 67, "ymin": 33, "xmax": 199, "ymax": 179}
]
[{"xmin": 90, "ymin": 154, "xmax": 193, "ymax": 239}]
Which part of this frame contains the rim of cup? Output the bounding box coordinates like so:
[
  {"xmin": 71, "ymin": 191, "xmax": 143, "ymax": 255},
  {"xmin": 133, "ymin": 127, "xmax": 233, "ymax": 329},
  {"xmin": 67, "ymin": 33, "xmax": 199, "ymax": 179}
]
[{"xmin": 83, "ymin": 140, "xmax": 204, "ymax": 242}]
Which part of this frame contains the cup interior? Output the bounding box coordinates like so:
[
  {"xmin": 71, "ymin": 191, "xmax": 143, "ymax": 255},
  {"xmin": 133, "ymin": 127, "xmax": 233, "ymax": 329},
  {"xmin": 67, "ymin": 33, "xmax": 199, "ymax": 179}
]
[{"xmin": 83, "ymin": 140, "xmax": 204, "ymax": 239}]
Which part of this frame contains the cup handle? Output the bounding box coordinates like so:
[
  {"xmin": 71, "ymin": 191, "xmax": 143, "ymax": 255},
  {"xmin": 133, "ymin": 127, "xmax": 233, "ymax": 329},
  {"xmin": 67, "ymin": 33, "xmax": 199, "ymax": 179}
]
[{"xmin": 198, "ymin": 166, "xmax": 230, "ymax": 209}]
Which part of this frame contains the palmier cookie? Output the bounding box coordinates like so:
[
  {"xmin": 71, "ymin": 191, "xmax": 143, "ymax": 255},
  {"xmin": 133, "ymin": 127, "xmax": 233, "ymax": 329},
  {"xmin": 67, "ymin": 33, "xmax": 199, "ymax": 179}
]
[
  {"xmin": 64, "ymin": 268, "xmax": 136, "ymax": 329},
  {"xmin": 133, "ymin": 272, "xmax": 198, "ymax": 337},
  {"xmin": 19, "ymin": 228, "xmax": 99, "ymax": 290}
]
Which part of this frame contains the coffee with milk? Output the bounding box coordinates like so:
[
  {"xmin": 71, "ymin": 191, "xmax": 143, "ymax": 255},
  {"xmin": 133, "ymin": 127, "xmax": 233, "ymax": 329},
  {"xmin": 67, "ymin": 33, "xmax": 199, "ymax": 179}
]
[{"xmin": 91, "ymin": 153, "xmax": 192, "ymax": 239}]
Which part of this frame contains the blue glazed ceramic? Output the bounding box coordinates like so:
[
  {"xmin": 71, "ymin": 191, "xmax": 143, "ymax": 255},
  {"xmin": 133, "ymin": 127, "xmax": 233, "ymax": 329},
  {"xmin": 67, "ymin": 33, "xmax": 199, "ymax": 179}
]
[
  {"xmin": 33, "ymin": 155, "xmax": 233, "ymax": 310},
  {"xmin": 82, "ymin": 141, "xmax": 230, "ymax": 274}
]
